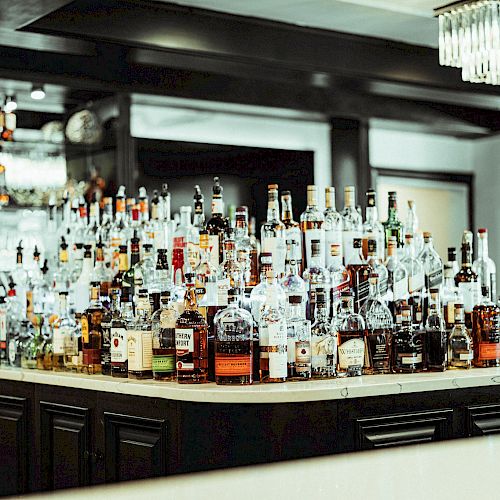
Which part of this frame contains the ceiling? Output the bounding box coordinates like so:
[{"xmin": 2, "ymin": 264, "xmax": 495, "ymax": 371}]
[{"xmin": 166, "ymin": 0, "xmax": 442, "ymax": 47}]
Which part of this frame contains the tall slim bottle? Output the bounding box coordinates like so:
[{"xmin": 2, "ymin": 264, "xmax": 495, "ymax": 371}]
[
  {"xmin": 425, "ymin": 288, "xmax": 447, "ymax": 371},
  {"xmin": 342, "ymin": 186, "xmax": 362, "ymax": 266},
  {"xmin": 324, "ymin": 187, "xmax": 343, "ymax": 268},
  {"xmin": 362, "ymin": 189, "xmax": 385, "ymax": 261},
  {"xmin": 473, "ymin": 228, "xmax": 497, "ymax": 302},
  {"xmin": 472, "ymin": 286, "xmax": 500, "ymax": 367},
  {"xmin": 383, "ymin": 191, "xmax": 404, "ymax": 253},
  {"xmin": 81, "ymin": 282, "xmax": 104, "ymax": 374},
  {"xmin": 206, "ymin": 177, "xmax": 229, "ymax": 268},
  {"xmin": 281, "ymin": 190, "xmax": 303, "ymax": 272},
  {"xmin": 300, "ymin": 185, "xmax": 325, "ymax": 269}
]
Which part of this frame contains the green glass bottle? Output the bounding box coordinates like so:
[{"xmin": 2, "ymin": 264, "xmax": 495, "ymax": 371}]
[{"xmin": 382, "ymin": 191, "xmax": 404, "ymax": 253}]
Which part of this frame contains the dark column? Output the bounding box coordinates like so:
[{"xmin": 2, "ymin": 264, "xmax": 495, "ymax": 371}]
[
  {"xmin": 115, "ymin": 93, "xmax": 136, "ymax": 194},
  {"xmin": 330, "ymin": 118, "xmax": 371, "ymax": 210}
]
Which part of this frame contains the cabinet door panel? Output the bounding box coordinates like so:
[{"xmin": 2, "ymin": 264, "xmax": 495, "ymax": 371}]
[
  {"xmin": 467, "ymin": 404, "xmax": 500, "ymax": 436},
  {"xmin": 105, "ymin": 412, "xmax": 167, "ymax": 482},
  {"xmin": 356, "ymin": 409, "xmax": 453, "ymax": 450},
  {"xmin": 40, "ymin": 402, "xmax": 91, "ymax": 491},
  {"xmin": 0, "ymin": 396, "xmax": 28, "ymax": 496}
]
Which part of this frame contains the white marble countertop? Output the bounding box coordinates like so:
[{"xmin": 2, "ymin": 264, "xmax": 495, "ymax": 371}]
[
  {"xmin": 2, "ymin": 366, "xmax": 500, "ymax": 403},
  {"xmin": 30, "ymin": 435, "xmax": 500, "ymax": 499}
]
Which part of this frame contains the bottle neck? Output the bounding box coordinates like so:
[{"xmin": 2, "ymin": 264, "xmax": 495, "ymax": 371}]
[
  {"xmin": 461, "ymin": 244, "xmax": 473, "ymax": 267},
  {"xmin": 478, "ymin": 235, "xmax": 489, "ymax": 259},
  {"xmin": 368, "ymin": 280, "xmax": 381, "ymax": 298},
  {"xmin": 183, "ymin": 285, "xmax": 198, "ymax": 310},
  {"xmin": 315, "ymin": 303, "xmax": 328, "ymax": 321},
  {"xmin": 235, "ymin": 219, "xmax": 249, "ymax": 238},
  {"xmin": 180, "ymin": 212, "xmax": 191, "ymax": 228},
  {"xmin": 281, "ymin": 197, "xmax": 294, "ymax": 222},
  {"xmin": 58, "ymin": 295, "xmax": 69, "ymax": 318},
  {"xmin": 365, "ymin": 206, "xmax": 378, "ymax": 223}
]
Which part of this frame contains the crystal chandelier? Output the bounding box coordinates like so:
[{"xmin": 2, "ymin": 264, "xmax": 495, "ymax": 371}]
[{"xmin": 436, "ymin": 0, "xmax": 500, "ymax": 84}]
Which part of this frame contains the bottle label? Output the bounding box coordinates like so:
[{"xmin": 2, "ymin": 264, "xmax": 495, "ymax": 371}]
[
  {"xmin": 215, "ymin": 355, "xmax": 252, "ymax": 377},
  {"xmin": 401, "ymin": 353, "xmax": 423, "ymax": 364},
  {"xmin": 426, "ymin": 268, "xmax": 443, "ymax": 289},
  {"xmin": 63, "ymin": 332, "xmax": 78, "ymax": 356},
  {"xmin": 478, "ymin": 343, "xmax": 500, "ymax": 361},
  {"xmin": 217, "ymin": 278, "xmax": 230, "ymax": 307},
  {"xmin": 0, "ymin": 309, "xmax": 6, "ymax": 344},
  {"xmin": 173, "ymin": 236, "xmax": 186, "ymax": 249},
  {"xmin": 267, "ymin": 321, "xmax": 287, "ymax": 378},
  {"xmin": 446, "ymin": 301, "xmax": 456, "ymax": 324},
  {"xmin": 343, "ymin": 230, "xmax": 361, "ymax": 266},
  {"xmin": 127, "ymin": 330, "xmax": 153, "ymax": 371},
  {"xmin": 304, "ymin": 228, "xmax": 325, "ymax": 267},
  {"xmin": 287, "ymin": 324, "xmax": 298, "ymax": 363},
  {"xmin": 458, "ymin": 282, "xmax": 480, "ymax": 313},
  {"xmin": 285, "ymin": 229, "xmax": 302, "ymax": 262},
  {"xmin": 175, "ymin": 328, "xmax": 194, "ymax": 355},
  {"xmin": 262, "ymin": 236, "xmax": 286, "ymax": 276},
  {"xmin": 408, "ymin": 272, "xmax": 425, "ymax": 293},
  {"xmin": 211, "ymin": 198, "xmax": 223, "ymax": 215},
  {"xmin": 459, "ymin": 351, "xmax": 473, "ymax": 361},
  {"xmin": 111, "ymin": 327, "xmax": 128, "ymax": 362},
  {"xmin": 311, "ymin": 334, "xmax": 336, "ymax": 371},
  {"xmin": 331, "ymin": 280, "xmax": 350, "ymax": 303},
  {"xmin": 80, "ymin": 316, "xmax": 89, "ymax": 344},
  {"xmin": 393, "ymin": 277, "xmax": 408, "ymax": 301},
  {"xmin": 52, "ymin": 326, "xmax": 65, "ymax": 354},
  {"xmin": 338, "ymin": 338, "xmax": 365, "ymax": 370},
  {"xmin": 152, "ymin": 355, "xmax": 175, "ymax": 373},
  {"xmin": 187, "ymin": 241, "xmax": 200, "ymax": 269},
  {"xmin": 8, "ymin": 339, "xmax": 17, "ymax": 365},
  {"xmin": 325, "ymin": 229, "xmax": 343, "ymax": 267},
  {"xmin": 82, "ymin": 348, "xmax": 101, "ymax": 366},
  {"xmin": 295, "ymin": 341, "xmax": 311, "ymax": 371},
  {"xmin": 208, "ymin": 235, "xmax": 220, "ymax": 269}
]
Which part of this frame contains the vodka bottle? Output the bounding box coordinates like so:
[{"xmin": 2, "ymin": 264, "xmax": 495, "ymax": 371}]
[
  {"xmin": 473, "ymin": 228, "xmax": 497, "ymax": 302},
  {"xmin": 362, "ymin": 189, "xmax": 385, "ymax": 261},
  {"xmin": 342, "ymin": 186, "xmax": 362, "ymax": 265},
  {"xmin": 324, "ymin": 187, "xmax": 343, "ymax": 268},
  {"xmin": 300, "ymin": 185, "xmax": 324, "ymax": 268}
]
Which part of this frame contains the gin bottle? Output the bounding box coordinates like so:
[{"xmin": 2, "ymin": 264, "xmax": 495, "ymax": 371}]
[{"xmin": 362, "ymin": 189, "xmax": 385, "ymax": 261}]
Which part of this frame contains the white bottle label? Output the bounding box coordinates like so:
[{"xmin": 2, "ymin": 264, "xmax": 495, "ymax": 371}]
[
  {"xmin": 393, "ymin": 277, "xmax": 408, "ymax": 301},
  {"xmin": 268, "ymin": 321, "xmax": 287, "ymax": 378},
  {"xmin": 408, "ymin": 272, "xmax": 425, "ymax": 293},
  {"xmin": 402, "ymin": 353, "xmax": 423, "ymax": 364},
  {"xmin": 304, "ymin": 228, "xmax": 325, "ymax": 267},
  {"xmin": 459, "ymin": 352, "xmax": 473, "ymax": 361},
  {"xmin": 338, "ymin": 338, "xmax": 365, "ymax": 370},
  {"xmin": 287, "ymin": 323, "xmax": 299, "ymax": 363},
  {"xmin": 311, "ymin": 334, "xmax": 336, "ymax": 370},
  {"xmin": 325, "ymin": 229, "xmax": 343, "ymax": 267},
  {"xmin": 458, "ymin": 281, "xmax": 480, "ymax": 313},
  {"xmin": 342, "ymin": 230, "xmax": 361, "ymax": 265},
  {"xmin": 8, "ymin": 339, "xmax": 16, "ymax": 364},
  {"xmin": 262, "ymin": 236, "xmax": 286, "ymax": 276},
  {"xmin": 127, "ymin": 330, "xmax": 153, "ymax": 371},
  {"xmin": 175, "ymin": 328, "xmax": 194, "ymax": 354},
  {"xmin": 217, "ymin": 278, "xmax": 230, "ymax": 307},
  {"xmin": 111, "ymin": 327, "xmax": 128, "ymax": 362},
  {"xmin": 52, "ymin": 326, "xmax": 65, "ymax": 354},
  {"xmin": 0, "ymin": 310, "xmax": 6, "ymax": 342},
  {"xmin": 208, "ymin": 235, "xmax": 220, "ymax": 269}
]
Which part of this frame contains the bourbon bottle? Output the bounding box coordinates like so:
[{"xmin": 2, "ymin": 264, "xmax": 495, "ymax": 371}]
[
  {"xmin": 472, "ymin": 286, "xmax": 500, "ymax": 367},
  {"xmin": 81, "ymin": 282, "xmax": 104, "ymax": 374}
]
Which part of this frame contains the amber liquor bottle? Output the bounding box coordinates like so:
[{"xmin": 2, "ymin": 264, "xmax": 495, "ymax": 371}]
[
  {"xmin": 346, "ymin": 238, "xmax": 371, "ymax": 312},
  {"xmin": 81, "ymin": 282, "xmax": 105, "ymax": 374},
  {"xmin": 175, "ymin": 273, "xmax": 209, "ymax": 383},
  {"xmin": 472, "ymin": 286, "xmax": 500, "ymax": 368},
  {"xmin": 206, "ymin": 177, "xmax": 229, "ymax": 268},
  {"xmin": 392, "ymin": 305, "xmax": 424, "ymax": 373}
]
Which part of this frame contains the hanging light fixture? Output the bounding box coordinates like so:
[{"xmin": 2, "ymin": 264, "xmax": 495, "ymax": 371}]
[
  {"xmin": 436, "ymin": 1, "xmax": 500, "ymax": 85},
  {"xmin": 4, "ymin": 95, "xmax": 17, "ymax": 113},
  {"xmin": 30, "ymin": 84, "xmax": 45, "ymax": 100}
]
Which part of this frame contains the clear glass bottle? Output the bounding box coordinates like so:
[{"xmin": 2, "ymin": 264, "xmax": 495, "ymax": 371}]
[
  {"xmin": 214, "ymin": 288, "xmax": 253, "ymax": 385},
  {"xmin": 206, "ymin": 177, "xmax": 229, "ymax": 268},
  {"xmin": 175, "ymin": 273, "xmax": 209, "ymax": 384},
  {"xmin": 385, "ymin": 236, "xmax": 408, "ymax": 324},
  {"xmin": 473, "ymin": 228, "xmax": 497, "ymax": 303},
  {"xmin": 80, "ymin": 282, "xmax": 104, "ymax": 374},
  {"xmin": 342, "ymin": 186, "xmax": 362, "ymax": 266},
  {"xmin": 72, "ymin": 244, "xmax": 93, "ymax": 314},
  {"xmin": 328, "ymin": 243, "xmax": 350, "ymax": 316},
  {"xmin": 12, "ymin": 241, "xmax": 28, "ymax": 317},
  {"xmin": 188, "ymin": 189, "xmax": 204, "ymax": 269},
  {"xmin": 405, "ymin": 200, "xmax": 424, "ymax": 254},
  {"xmin": 259, "ymin": 270, "xmax": 287, "ymax": 383},
  {"xmin": 442, "ymin": 262, "xmax": 463, "ymax": 330},
  {"xmin": 362, "ymin": 189, "xmax": 385, "ymax": 262},
  {"xmin": 383, "ymin": 191, "xmax": 404, "ymax": 254},
  {"xmin": 173, "ymin": 206, "xmax": 192, "ymax": 271},
  {"xmin": 134, "ymin": 243, "xmax": 156, "ymax": 292},
  {"xmin": 234, "ymin": 206, "xmax": 254, "ymax": 289},
  {"xmin": 392, "ymin": 305, "xmax": 424, "ymax": 373},
  {"xmin": 152, "ymin": 291, "xmax": 177, "ymax": 381},
  {"xmin": 401, "ymin": 234, "xmax": 425, "ymax": 328},
  {"xmin": 472, "ymin": 286, "xmax": 500, "ymax": 368},
  {"xmin": 455, "ymin": 230, "xmax": 480, "ymax": 328},
  {"xmin": 303, "ymin": 239, "xmax": 330, "ymax": 321},
  {"xmin": 6, "ymin": 288, "xmax": 23, "ymax": 367},
  {"xmin": 346, "ymin": 238, "xmax": 370, "ymax": 313},
  {"xmin": 447, "ymin": 247, "xmax": 460, "ymax": 277},
  {"xmin": 92, "ymin": 238, "xmax": 113, "ymax": 307},
  {"xmin": 281, "ymin": 191, "xmax": 303, "ymax": 273},
  {"xmin": 282, "ymin": 252, "xmax": 307, "ymax": 320},
  {"xmin": 419, "ymin": 232, "xmax": 443, "ymax": 291},
  {"xmin": 127, "ymin": 289, "xmax": 153, "ymax": 379},
  {"xmin": 366, "ymin": 239, "xmax": 389, "ymax": 298},
  {"xmin": 311, "ymin": 289, "xmax": 336, "ymax": 379},
  {"xmin": 261, "ymin": 184, "xmax": 287, "ymax": 278},
  {"xmin": 52, "ymin": 291, "xmax": 76, "ymax": 372},
  {"xmin": 324, "ymin": 186, "xmax": 343, "ymax": 268},
  {"xmin": 448, "ymin": 303, "xmax": 473, "ymax": 369},
  {"xmin": 360, "ymin": 274, "xmax": 393, "ymax": 374},
  {"xmin": 300, "ymin": 185, "xmax": 325, "ymax": 269},
  {"xmin": 286, "ymin": 294, "xmax": 311, "ymax": 380},
  {"xmin": 110, "ymin": 186, "xmax": 129, "ymax": 270},
  {"xmin": 248, "ymin": 216, "xmax": 261, "ymax": 289},
  {"xmin": 336, "ymin": 292, "xmax": 365, "ymax": 377},
  {"xmin": 111, "ymin": 291, "xmax": 132, "ymax": 378},
  {"xmin": 84, "ymin": 195, "xmax": 100, "ymax": 250},
  {"xmin": 425, "ymin": 288, "xmax": 447, "ymax": 372},
  {"xmin": 97, "ymin": 196, "xmax": 114, "ymax": 265}
]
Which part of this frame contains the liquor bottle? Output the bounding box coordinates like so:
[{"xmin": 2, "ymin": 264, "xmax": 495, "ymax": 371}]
[
  {"xmin": 69, "ymin": 243, "xmax": 84, "ymax": 283},
  {"xmin": 0, "ymin": 296, "xmax": 6, "ymax": 365},
  {"xmin": 455, "ymin": 230, "xmax": 480, "ymax": 328},
  {"xmin": 147, "ymin": 191, "xmax": 166, "ymax": 252},
  {"xmin": 149, "ymin": 248, "xmax": 176, "ymax": 313},
  {"xmin": 138, "ymin": 186, "xmax": 150, "ymax": 225},
  {"xmin": 214, "ymin": 288, "xmax": 253, "ymax": 385},
  {"xmin": 84, "ymin": 195, "xmax": 100, "ymax": 250},
  {"xmin": 53, "ymin": 237, "xmax": 71, "ymax": 294},
  {"xmin": 173, "ymin": 206, "xmax": 192, "ymax": 269},
  {"xmin": 392, "ymin": 305, "xmax": 424, "ymax": 373},
  {"xmin": 337, "ymin": 291, "xmax": 366, "ymax": 377},
  {"xmin": 382, "ymin": 191, "xmax": 404, "ymax": 253},
  {"xmin": 346, "ymin": 238, "xmax": 370, "ymax": 313},
  {"xmin": 111, "ymin": 245, "xmax": 129, "ymax": 302},
  {"xmin": 81, "ymin": 282, "xmax": 104, "ymax": 374},
  {"xmin": 328, "ymin": 243, "xmax": 350, "ymax": 315},
  {"xmin": 100, "ymin": 299, "xmax": 112, "ymax": 376},
  {"xmin": 286, "ymin": 294, "xmax": 311, "ymax": 380},
  {"xmin": 72, "ymin": 197, "xmax": 88, "ymax": 252},
  {"xmin": 161, "ymin": 183, "xmax": 177, "ymax": 263},
  {"xmin": 248, "ymin": 216, "xmax": 260, "ymax": 288},
  {"xmin": 401, "ymin": 234, "xmax": 425, "ymax": 328},
  {"xmin": 259, "ymin": 270, "xmax": 287, "ymax": 383},
  {"xmin": 362, "ymin": 189, "xmax": 385, "ymax": 261},
  {"xmin": 72, "ymin": 245, "xmax": 93, "ymax": 314},
  {"xmin": 366, "ymin": 239, "xmax": 389, "ymax": 297},
  {"xmin": 360, "ymin": 274, "xmax": 393, "ymax": 374},
  {"xmin": 151, "ymin": 292, "xmax": 177, "ymax": 381},
  {"xmin": 206, "ymin": 177, "xmax": 229, "ymax": 268},
  {"xmin": 110, "ymin": 186, "xmax": 128, "ymax": 269},
  {"xmin": 217, "ymin": 228, "xmax": 241, "ymax": 306},
  {"xmin": 341, "ymin": 186, "xmax": 362, "ymax": 265},
  {"xmin": 309, "ymin": 289, "xmax": 336, "ymax": 378},
  {"xmin": 472, "ymin": 286, "xmax": 500, "ymax": 367},
  {"xmin": 110, "ymin": 290, "xmax": 132, "ymax": 378},
  {"xmin": 281, "ymin": 191, "xmax": 303, "ymax": 272},
  {"xmin": 425, "ymin": 288, "xmax": 447, "ymax": 372},
  {"xmin": 6, "ymin": 283, "xmax": 23, "ymax": 367},
  {"xmin": 448, "ymin": 303, "xmax": 473, "ymax": 369},
  {"xmin": 234, "ymin": 206, "xmax": 253, "ymax": 289},
  {"xmin": 282, "ymin": 247, "xmax": 307, "ymax": 320},
  {"xmin": 303, "ymin": 239, "xmax": 330, "ymax": 320},
  {"xmin": 300, "ymin": 185, "xmax": 325, "ymax": 269},
  {"xmin": 385, "ymin": 236, "xmax": 408, "ymax": 323},
  {"xmin": 473, "ymin": 228, "xmax": 497, "ymax": 302},
  {"xmin": 186, "ymin": 185, "xmax": 204, "ymax": 270},
  {"xmin": 39, "ymin": 316, "xmax": 53, "ymax": 371},
  {"xmin": 175, "ymin": 273, "xmax": 209, "ymax": 384},
  {"xmin": 261, "ymin": 184, "xmax": 287, "ymax": 278},
  {"xmin": 127, "ymin": 289, "xmax": 153, "ymax": 379},
  {"xmin": 447, "ymin": 247, "xmax": 460, "ymax": 277},
  {"xmin": 123, "ymin": 231, "xmax": 141, "ymax": 303},
  {"xmin": 130, "ymin": 204, "xmax": 146, "ymax": 246},
  {"xmin": 22, "ymin": 316, "xmax": 41, "ymax": 369},
  {"xmin": 52, "ymin": 291, "xmax": 76, "ymax": 372},
  {"xmin": 442, "ymin": 262, "xmax": 463, "ymax": 330},
  {"xmin": 97, "ymin": 196, "xmax": 114, "ymax": 261},
  {"xmin": 419, "ymin": 232, "xmax": 443, "ymax": 291},
  {"xmin": 12, "ymin": 241, "xmax": 28, "ymax": 316},
  {"xmin": 92, "ymin": 238, "xmax": 113, "ymax": 306},
  {"xmin": 324, "ymin": 187, "xmax": 343, "ymax": 268},
  {"xmin": 405, "ymin": 200, "xmax": 424, "ymax": 254}
]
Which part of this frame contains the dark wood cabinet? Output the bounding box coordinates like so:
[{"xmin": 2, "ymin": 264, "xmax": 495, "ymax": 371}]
[
  {"xmin": 467, "ymin": 404, "xmax": 500, "ymax": 436},
  {"xmin": 39, "ymin": 402, "xmax": 91, "ymax": 491},
  {"xmin": 104, "ymin": 412, "xmax": 167, "ymax": 482},
  {"xmin": 0, "ymin": 396, "xmax": 29, "ymax": 496},
  {"xmin": 355, "ymin": 409, "xmax": 453, "ymax": 450}
]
